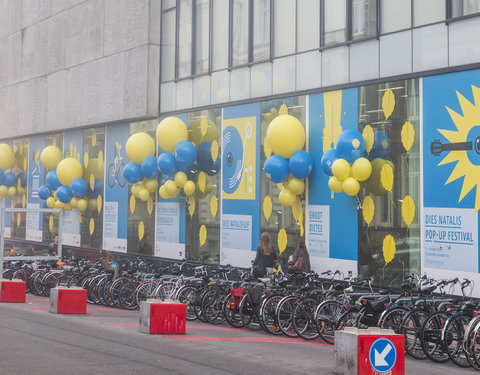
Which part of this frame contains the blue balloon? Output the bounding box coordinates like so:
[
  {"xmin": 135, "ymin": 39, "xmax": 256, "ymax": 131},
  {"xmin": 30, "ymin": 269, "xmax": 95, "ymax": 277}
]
[
  {"xmin": 93, "ymin": 178, "xmax": 103, "ymax": 196},
  {"xmin": 17, "ymin": 172, "xmax": 27, "ymax": 188},
  {"xmin": 123, "ymin": 162, "xmax": 142, "ymax": 184},
  {"xmin": 56, "ymin": 185, "xmax": 72, "ymax": 204},
  {"xmin": 337, "ymin": 129, "xmax": 366, "ymax": 163},
  {"xmin": 264, "ymin": 155, "xmax": 289, "ymax": 183},
  {"xmin": 369, "ymin": 130, "xmax": 391, "ymax": 159},
  {"xmin": 206, "ymin": 157, "xmax": 221, "ymax": 176},
  {"xmin": 46, "ymin": 170, "xmax": 61, "ymax": 190},
  {"xmin": 197, "ymin": 142, "xmax": 214, "ymax": 171},
  {"xmin": 141, "ymin": 156, "xmax": 160, "ymax": 179},
  {"xmin": 3, "ymin": 172, "xmax": 16, "ymax": 187},
  {"xmin": 174, "ymin": 141, "xmax": 197, "ymax": 169},
  {"xmin": 289, "ymin": 150, "xmax": 314, "ymax": 179},
  {"xmin": 38, "ymin": 185, "xmax": 51, "ymax": 200},
  {"xmin": 70, "ymin": 178, "xmax": 88, "ymax": 198},
  {"xmin": 320, "ymin": 148, "xmax": 340, "ymax": 176},
  {"xmin": 157, "ymin": 153, "xmax": 177, "ymax": 175}
]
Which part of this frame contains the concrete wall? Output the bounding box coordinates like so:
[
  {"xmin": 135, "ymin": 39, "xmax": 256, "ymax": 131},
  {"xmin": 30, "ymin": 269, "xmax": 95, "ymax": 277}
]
[{"xmin": 0, "ymin": 0, "xmax": 160, "ymax": 139}]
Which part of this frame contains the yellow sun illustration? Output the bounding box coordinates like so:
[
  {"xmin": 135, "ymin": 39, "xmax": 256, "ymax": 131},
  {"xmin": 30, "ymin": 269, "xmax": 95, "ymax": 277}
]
[{"xmin": 437, "ymin": 85, "xmax": 480, "ymax": 212}]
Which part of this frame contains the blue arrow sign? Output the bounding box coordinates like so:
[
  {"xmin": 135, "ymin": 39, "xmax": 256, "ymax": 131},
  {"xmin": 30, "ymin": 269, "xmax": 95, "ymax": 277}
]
[{"xmin": 368, "ymin": 338, "xmax": 397, "ymax": 373}]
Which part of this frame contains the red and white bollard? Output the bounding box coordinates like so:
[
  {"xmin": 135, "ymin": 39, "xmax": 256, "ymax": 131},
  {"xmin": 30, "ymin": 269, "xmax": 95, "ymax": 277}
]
[
  {"xmin": 139, "ymin": 300, "xmax": 186, "ymax": 334},
  {"xmin": 49, "ymin": 286, "xmax": 87, "ymax": 314},
  {"xmin": 0, "ymin": 279, "xmax": 26, "ymax": 303}
]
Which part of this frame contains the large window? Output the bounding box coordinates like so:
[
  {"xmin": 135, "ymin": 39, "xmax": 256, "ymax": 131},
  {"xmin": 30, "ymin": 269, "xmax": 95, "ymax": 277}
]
[
  {"xmin": 322, "ymin": 0, "xmax": 346, "ymax": 46},
  {"xmin": 161, "ymin": 2, "xmax": 176, "ymax": 82},
  {"xmin": 350, "ymin": 0, "xmax": 377, "ymax": 40},
  {"xmin": 449, "ymin": 0, "xmax": 480, "ymax": 18},
  {"xmin": 11, "ymin": 138, "xmax": 29, "ymax": 240}
]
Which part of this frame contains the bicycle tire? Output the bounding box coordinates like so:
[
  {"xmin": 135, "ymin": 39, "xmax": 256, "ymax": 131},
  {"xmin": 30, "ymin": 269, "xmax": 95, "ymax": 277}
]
[
  {"xmin": 378, "ymin": 306, "xmax": 408, "ymax": 333},
  {"xmin": 292, "ymin": 297, "xmax": 321, "ymax": 340},
  {"xmin": 315, "ymin": 300, "xmax": 346, "ymax": 344},
  {"xmin": 276, "ymin": 295, "xmax": 299, "ymax": 337},
  {"xmin": 176, "ymin": 286, "xmax": 201, "ymax": 320},
  {"xmin": 224, "ymin": 292, "xmax": 245, "ymax": 328},
  {"xmin": 201, "ymin": 288, "xmax": 227, "ymax": 325},
  {"xmin": 118, "ymin": 281, "xmax": 139, "ymax": 310},
  {"xmin": 443, "ymin": 313, "xmax": 472, "ymax": 368},
  {"xmin": 419, "ymin": 310, "xmax": 449, "ymax": 363},
  {"xmin": 239, "ymin": 294, "xmax": 259, "ymax": 330},
  {"xmin": 259, "ymin": 294, "xmax": 283, "ymax": 335}
]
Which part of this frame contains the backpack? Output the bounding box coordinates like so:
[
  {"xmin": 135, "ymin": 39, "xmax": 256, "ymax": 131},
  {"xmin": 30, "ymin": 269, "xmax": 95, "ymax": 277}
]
[{"xmin": 288, "ymin": 256, "xmax": 303, "ymax": 274}]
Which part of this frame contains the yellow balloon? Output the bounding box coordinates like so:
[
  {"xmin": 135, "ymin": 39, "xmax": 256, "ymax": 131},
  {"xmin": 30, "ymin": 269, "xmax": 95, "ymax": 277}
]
[
  {"xmin": 164, "ymin": 180, "xmax": 177, "ymax": 196},
  {"xmin": 0, "ymin": 144, "xmax": 15, "ymax": 170},
  {"xmin": 205, "ymin": 182, "xmax": 214, "ymax": 195},
  {"xmin": 7, "ymin": 186, "xmax": 16, "ymax": 197},
  {"xmin": 64, "ymin": 203, "xmax": 72, "ymax": 211},
  {"xmin": 352, "ymin": 157, "xmax": 372, "ymax": 181},
  {"xmin": 276, "ymin": 182, "xmax": 286, "ymax": 191},
  {"xmin": 40, "ymin": 145, "xmax": 63, "ymax": 170},
  {"xmin": 183, "ymin": 180, "xmax": 195, "ymax": 196},
  {"xmin": 174, "ymin": 171, "xmax": 188, "ymax": 188},
  {"xmin": 159, "ymin": 185, "xmax": 170, "ymax": 199},
  {"xmin": 77, "ymin": 198, "xmax": 87, "ymax": 211},
  {"xmin": 138, "ymin": 188, "xmax": 150, "ymax": 201},
  {"xmin": 332, "ymin": 159, "xmax": 351, "ymax": 181},
  {"xmin": 46, "ymin": 196, "xmax": 56, "ymax": 208},
  {"xmin": 131, "ymin": 183, "xmax": 143, "ymax": 198},
  {"xmin": 70, "ymin": 197, "xmax": 78, "ymax": 208},
  {"xmin": 57, "ymin": 158, "xmax": 83, "ymax": 186},
  {"xmin": 0, "ymin": 186, "xmax": 7, "ymax": 199},
  {"xmin": 157, "ymin": 117, "xmax": 189, "ymax": 153},
  {"xmin": 343, "ymin": 177, "xmax": 360, "ymax": 196},
  {"xmin": 87, "ymin": 198, "xmax": 97, "ymax": 212},
  {"xmin": 287, "ymin": 177, "xmax": 305, "ymax": 195},
  {"xmin": 188, "ymin": 118, "xmax": 218, "ymax": 146},
  {"xmin": 126, "ymin": 132, "xmax": 155, "ymax": 165},
  {"xmin": 144, "ymin": 178, "xmax": 158, "ymax": 193},
  {"xmin": 84, "ymin": 158, "xmax": 104, "ymax": 181},
  {"xmin": 328, "ymin": 176, "xmax": 343, "ymax": 193},
  {"xmin": 266, "ymin": 115, "xmax": 305, "ymax": 158},
  {"xmin": 54, "ymin": 200, "xmax": 64, "ymax": 209},
  {"xmin": 366, "ymin": 158, "xmax": 387, "ymax": 196},
  {"xmin": 279, "ymin": 188, "xmax": 296, "ymax": 206}
]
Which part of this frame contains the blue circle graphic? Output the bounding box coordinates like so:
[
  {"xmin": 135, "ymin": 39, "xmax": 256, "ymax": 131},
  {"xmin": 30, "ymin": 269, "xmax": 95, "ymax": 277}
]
[
  {"xmin": 222, "ymin": 126, "xmax": 243, "ymax": 194},
  {"xmin": 368, "ymin": 338, "xmax": 397, "ymax": 374}
]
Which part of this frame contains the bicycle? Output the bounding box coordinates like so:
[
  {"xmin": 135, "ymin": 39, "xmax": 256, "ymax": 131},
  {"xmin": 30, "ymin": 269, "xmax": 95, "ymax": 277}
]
[{"xmin": 107, "ymin": 141, "xmax": 126, "ymax": 188}]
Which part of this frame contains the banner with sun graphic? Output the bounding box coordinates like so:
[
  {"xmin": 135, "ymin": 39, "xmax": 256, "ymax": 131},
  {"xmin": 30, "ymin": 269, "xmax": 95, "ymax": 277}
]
[{"xmin": 423, "ymin": 71, "xmax": 480, "ymax": 273}]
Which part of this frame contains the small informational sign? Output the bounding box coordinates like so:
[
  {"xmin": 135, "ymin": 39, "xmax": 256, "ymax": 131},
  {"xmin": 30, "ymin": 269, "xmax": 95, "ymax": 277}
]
[
  {"xmin": 306, "ymin": 205, "xmax": 330, "ymax": 258},
  {"xmin": 368, "ymin": 338, "xmax": 397, "ymax": 374},
  {"xmin": 222, "ymin": 214, "xmax": 252, "ymax": 251}
]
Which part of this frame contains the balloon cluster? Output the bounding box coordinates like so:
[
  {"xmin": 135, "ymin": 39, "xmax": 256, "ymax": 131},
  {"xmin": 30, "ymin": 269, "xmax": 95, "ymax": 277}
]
[
  {"xmin": 263, "ymin": 114, "xmax": 313, "ymax": 206},
  {"xmin": 38, "ymin": 145, "xmax": 103, "ymax": 212},
  {"xmin": 0, "ymin": 143, "xmax": 25, "ymax": 200}
]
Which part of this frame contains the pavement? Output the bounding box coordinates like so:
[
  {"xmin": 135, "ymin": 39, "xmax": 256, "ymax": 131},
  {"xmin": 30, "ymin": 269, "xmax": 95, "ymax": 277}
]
[{"xmin": 0, "ymin": 295, "xmax": 478, "ymax": 375}]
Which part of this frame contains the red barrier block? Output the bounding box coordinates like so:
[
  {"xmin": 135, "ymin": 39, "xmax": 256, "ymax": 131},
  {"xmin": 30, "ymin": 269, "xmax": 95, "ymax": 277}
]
[
  {"xmin": 0, "ymin": 279, "xmax": 26, "ymax": 303},
  {"xmin": 49, "ymin": 287, "xmax": 87, "ymax": 314},
  {"xmin": 140, "ymin": 300, "xmax": 186, "ymax": 334}
]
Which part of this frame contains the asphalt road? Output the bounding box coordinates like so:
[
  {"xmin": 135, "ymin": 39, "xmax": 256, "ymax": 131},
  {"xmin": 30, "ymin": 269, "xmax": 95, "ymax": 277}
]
[{"xmin": 0, "ymin": 296, "xmax": 477, "ymax": 375}]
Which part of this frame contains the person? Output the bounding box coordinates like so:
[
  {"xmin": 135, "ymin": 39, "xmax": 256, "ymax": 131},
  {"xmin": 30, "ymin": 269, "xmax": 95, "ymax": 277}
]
[
  {"xmin": 138, "ymin": 233, "xmax": 153, "ymax": 255},
  {"xmin": 48, "ymin": 235, "xmax": 58, "ymax": 256},
  {"xmin": 100, "ymin": 249, "xmax": 119, "ymax": 280},
  {"xmin": 252, "ymin": 232, "xmax": 279, "ymax": 277},
  {"xmin": 288, "ymin": 239, "xmax": 311, "ymax": 273}
]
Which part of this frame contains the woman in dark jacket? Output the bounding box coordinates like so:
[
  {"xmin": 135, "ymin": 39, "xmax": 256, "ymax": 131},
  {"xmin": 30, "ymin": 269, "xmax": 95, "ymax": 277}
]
[
  {"xmin": 252, "ymin": 232, "xmax": 279, "ymax": 277},
  {"xmin": 289, "ymin": 239, "xmax": 311, "ymax": 273}
]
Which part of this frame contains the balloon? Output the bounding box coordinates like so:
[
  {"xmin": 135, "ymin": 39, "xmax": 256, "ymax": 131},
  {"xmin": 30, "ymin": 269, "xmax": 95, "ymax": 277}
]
[
  {"xmin": 159, "ymin": 185, "xmax": 170, "ymax": 199},
  {"xmin": 266, "ymin": 115, "xmax": 305, "ymax": 158},
  {"xmin": 77, "ymin": 198, "xmax": 88, "ymax": 211},
  {"xmin": 56, "ymin": 185, "xmax": 72, "ymax": 203},
  {"xmin": 352, "ymin": 157, "xmax": 372, "ymax": 181},
  {"xmin": 157, "ymin": 153, "xmax": 177, "ymax": 175},
  {"xmin": 174, "ymin": 141, "xmax": 197, "ymax": 169},
  {"xmin": 0, "ymin": 144, "xmax": 15, "ymax": 170},
  {"xmin": 279, "ymin": 188, "xmax": 296, "ymax": 206},
  {"xmin": 320, "ymin": 149, "xmax": 340, "ymax": 176},
  {"xmin": 54, "ymin": 200, "xmax": 64, "ymax": 209},
  {"xmin": 188, "ymin": 118, "xmax": 218, "ymax": 146},
  {"xmin": 332, "ymin": 159, "xmax": 351, "ymax": 181},
  {"xmin": 328, "ymin": 176, "xmax": 343, "ymax": 193},
  {"xmin": 289, "ymin": 150, "xmax": 313, "ymax": 179},
  {"xmin": 38, "ymin": 185, "xmax": 51, "ymax": 200},
  {"xmin": 144, "ymin": 178, "xmax": 158, "ymax": 193},
  {"xmin": 343, "ymin": 177, "xmax": 360, "ymax": 196},
  {"xmin": 46, "ymin": 170, "xmax": 61, "ymax": 190},
  {"xmin": 196, "ymin": 142, "xmax": 215, "ymax": 171},
  {"xmin": 123, "ymin": 162, "xmax": 142, "ymax": 184},
  {"xmin": 157, "ymin": 117, "xmax": 189, "ymax": 153},
  {"xmin": 3, "ymin": 172, "xmax": 16, "ymax": 187},
  {"xmin": 336, "ymin": 129, "xmax": 366, "ymax": 163},
  {"xmin": 40, "ymin": 145, "xmax": 62, "ymax": 170},
  {"xmin": 17, "ymin": 187, "xmax": 25, "ymax": 196},
  {"xmin": 70, "ymin": 197, "xmax": 78, "ymax": 208},
  {"xmin": 17, "ymin": 172, "xmax": 27, "ymax": 188},
  {"xmin": 287, "ymin": 177, "xmax": 305, "ymax": 195},
  {"xmin": 63, "ymin": 203, "xmax": 72, "ymax": 211},
  {"xmin": 366, "ymin": 158, "xmax": 387, "ymax": 196},
  {"xmin": 183, "ymin": 180, "xmax": 195, "ymax": 196},
  {"xmin": 138, "ymin": 188, "xmax": 149, "ymax": 201},
  {"xmin": 164, "ymin": 180, "xmax": 177, "ymax": 196},
  {"xmin": 84, "ymin": 158, "xmax": 104, "ymax": 181},
  {"xmin": 87, "ymin": 199, "xmax": 97, "ymax": 212},
  {"xmin": 140, "ymin": 156, "xmax": 160, "ymax": 179},
  {"xmin": 131, "ymin": 183, "xmax": 143, "ymax": 198},
  {"xmin": 93, "ymin": 178, "xmax": 103, "ymax": 196},
  {"xmin": 46, "ymin": 196, "xmax": 56, "ymax": 208},
  {"xmin": 57, "ymin": 158, "xmax": 83, "ymax": 187},
  {"xmin": 7, "ymin": 186, "xmax": 15, "ymax": 197},
  {"xmin": 70, "ymin": 178, "xmax": 88, "ymax": 198},
  {"xmin": 206, "ymin": 157, "xmax": 221, "ymax": 176},
  {"xmin": 369, "ymin": 130, "xmax": 391, "ymax": 159},
  {"xmin": 126, "ymin": 132, "xmax": 155, "ymax": 165},
  {"xmin": 264, "ymin": 155, "xmax": 289, "ymax": 183},
  {"xmin": 174, "ymin": 171, "xmax": 187, "ymax": 188}
]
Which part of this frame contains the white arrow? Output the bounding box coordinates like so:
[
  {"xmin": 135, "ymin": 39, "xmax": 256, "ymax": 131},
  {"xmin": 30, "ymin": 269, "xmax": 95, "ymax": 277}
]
[{"xmin": 374, "ymin": 343, "xmax": 392, "ymax": 367}]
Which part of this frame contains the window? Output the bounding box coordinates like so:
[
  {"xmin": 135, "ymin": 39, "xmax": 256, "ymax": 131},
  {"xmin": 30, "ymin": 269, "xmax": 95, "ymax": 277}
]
[
  {"xmin": 297, "ymin": 0, "xmax": 320, "ymax": 52},
  {"xmin": 177, "ymin": 0, "xmax": 193, "ymax": 79},
  {"xmin": 161, "ymin": 2, "xmax": 176, "ymax": 82},
  {"xmin": 322, "ymin": 0, "xmax": 346, "ymax": 46},
  {"xmin": 449, "ymin": 0, "xmax": 480, "ymax": 18},
  {"xmin": 11, "ymin": 138, "xmax": 29, "ymax": 240},
  {"xmin": 230, "ymin": 0, "xmax": 271, "ymax": 67},
  {"xmin": 273, "ymin": 0, "xmax": 295, "ymax": 57},
  {"xmin": 350, "ymin": 0, "xmax": 377, "ymax": 40}
]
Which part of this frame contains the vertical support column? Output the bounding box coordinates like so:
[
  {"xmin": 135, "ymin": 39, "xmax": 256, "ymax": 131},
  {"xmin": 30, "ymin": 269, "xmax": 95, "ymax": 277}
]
[
  {"xmin": 0, "ymin": 208, "xmax": 5, "ymax": 280},
  {"xmin": 57, "ymin": 209, "xmax": 63, "ymax": 259}
]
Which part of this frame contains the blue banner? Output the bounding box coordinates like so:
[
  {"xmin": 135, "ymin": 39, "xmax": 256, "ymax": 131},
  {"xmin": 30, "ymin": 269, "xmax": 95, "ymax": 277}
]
[{"xmin": 26, "ymin": 135, "xmax": 45, "ymax": 241}]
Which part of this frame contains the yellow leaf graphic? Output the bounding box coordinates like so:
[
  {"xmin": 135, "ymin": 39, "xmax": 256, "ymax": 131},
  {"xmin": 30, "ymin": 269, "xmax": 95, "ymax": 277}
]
[
  {"xmin": 77, "ymin": 152, "xmax": 80, "ymax": 161},
  {"xmin": 16, "ymin": 212, "xmax": 20, "ymax": 227},
  {"xmin": 74, "ymin": 144, "xmax": 77, "ymax": 161},
  {"xmin": 264, "ymin": 139, "xmax": 272, "ymax": 158},
  {"xmin": 92, "ymin": 131, "xmax": 97, "ymax": 147},
  {"xmin": 97, "ymin": 194, "xmax": 102, "ymax": 213},
  {"xmin": 23, "ymin": 158, "xmax": 27, "ymax": 171},
  {"xmin": 210, "ymin": 196, "xmax": 218, "ymax": 219},
  {"xmin": 292, "ymin": 196, "xmax": 302, "ymax": 223},
  {"xmin": 98, "ymin": 150, "xmax": 103, "ymax": 165},
  {"xmin": 84, "ymin": 152, "xmax": 89, "ymax": 169},
  {"xmin": 401, "ymin": 121, "xmax": 415, "ymax": 153},
  {"xmin": 382, "ymin": 89, "xmax": 395, "ymax": 120},
  {"xmin": 90, "ymin": 174, "xmax": 95, "ymax": 190},
  {"xmin": 200, "ymin": 116, "xmax": 208, "ymax": 138},
  {"xmin": 380, "ymin": 164, "xmax": 394, "ymax": 192},
  {"xmin": 141, "ymin": 123, "xmax": 147, "ymax": 132},
  {"xmin": 362, "ymin": 196, "xmax": 374, "ymax": 225},
  {"xmin": 17, "ymin": 178, "xmax": 21, "ymax": 191},
  {"xmin": 278, "ymin": 229, "xmax": 287, "ymax": 254},
  {"xmin": 199, "ymin": 225, "xmax": 207, "ymax": 247},
  {"xmin": 89, "ymin": 218, "xmax": 95, "ymax": 236},
  {"xmin": 263, "ymin": 195, "xmax": 272, "ymax": 222},
  {"xmin": 300, "ymin": 212, "xmax": 304, "ymax": 237},
  {"xmin": 363, "ymin": 125, "xmax": 374, "ymax": 154},
  {"xmin": 401, "ymin": 195, "xmax": 415, "ymax": 227},
  {"xmin": 79, "ymin": 214, "xmax": 83, "ymax": 224},
  {"xmin": 188, "ymin": 196, "xmax": 196, "ymax": 217},
  {"xmin": 147, "ymin": 196, "xmax": 154, "ymax": 216},
  {"xmin": 279, "ymin": 104, "xmax": 288, "ymax": 115},
  {"xmin": 34, "ymin": 150, "xmax": 39, "ymax": 164},
  {"xmin": 69, "ymin": 143, "xmax": 73, "ymax": 160},
  {"xmin": 49, "ymin": 215, "xmax": 53, "ymax": 232},
  {"xmin": 22, "ymin": 194, "xmax": 26, "ymax": 208},
  {"xmin": 138, "ymin": 221, "xmax": 144, "ymax": 240},
  {"xmin": 129, "ymin": 194, "xmax": 136, "ymax": 215},
  {"xmin": 198, "ymin": 172, "xmax": 206, "ymax": 193},
  {"xmin": 211, "ymin": 140, "xmax": 219, "ymax": 162},
  {"xmin": 382, "ymin": 234, "xmax": 396, "ymax": 264}
]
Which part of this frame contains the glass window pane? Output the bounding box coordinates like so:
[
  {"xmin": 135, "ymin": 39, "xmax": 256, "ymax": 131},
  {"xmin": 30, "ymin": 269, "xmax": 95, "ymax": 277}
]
[
  {"xmin": 162, "ymin": 0, "xmax": 175, "ymax": 10},
  {"xmin": 273, "ymin": 55, "xmax": 295, "ymax": 94},
  {"xmin": 211, "ymin": 70, "xmax": 230, "ymax": 103},
  {"xmin": 195, "ymin": 0, "xmax": 209, "ymax": 74},
  {"xmin": 296, "ymin": 51, "xmax": 322, "ymax": 91},
  {"xmin": 11, "ymin": 138, "xmax": 28, "ymax": 240},
  {"xmin": 324, "ymin": 0, "xmax": 346, "ymax": 45},
  {"xmin": 230, "ymin": 67, "xmax": 250, "ymax": 101},
  {"xmin": 176, "ymin": 79, "xmax": 193, "ymax": 110},
  {"xmin": 253, "ymin": 0, "xmax": 270, "ymax": 61},
  {"xmin": 380, "ymin": 0, "xmax": 411, "ymax": 34},
  {"xmin": 273, "ymin": 0, "xmax": 295, "ymax": 57},
  {"xmin": 161, "ymin": 9, "xmax": 175, "ymax": 82},
  {"xmin": 212, "ymin": 0, "xmax": 229, "ymax": 70},
  {"xmin": 413, "ymin": 24, "xmax": 448, "ymax": 71},
  {"xmin": 178, "ymin": 0, "xmax": 192, "ymax": 78},
  {"xmin": 193, "ymin": 75, "xmax": 211, "ymax": 107},
  {"xmin": 451, "ymin": 0, "xmax": 480, "ymax": 17},
  {"xmin": 351, "ymin": 0, "xmax": 377, "ymax": 40},
  {"xmin": 232, "ymin": 0, "xmax": 249, "ymax": 66},
  {"xmin": 297, "ymin": 0, "xmax": 320, "ymax": 52},
  {"xmin": 251, "ymin": 62, "xmax": 272, "ymax": 97},
  {"xmin": 413, "ymin": 0, "xmax": 444, "ymax": 26}
]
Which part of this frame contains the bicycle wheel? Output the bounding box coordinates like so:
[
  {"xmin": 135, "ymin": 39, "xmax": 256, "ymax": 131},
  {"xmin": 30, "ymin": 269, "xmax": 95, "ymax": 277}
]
[
  {"xmin": 224, "ymin": 292, "xmax": 245, "ymax": 328},
  {"xmin": 378, "ymin": 307, "xmax": 408, "ymax": 333},
  {"xmin": 276, "ymin": 295, "xmax": 298, "ymax": 337},
  {"xmin": 315, "ymin": 300, "xmax": 346, "ymax": 344},
  {"xmin": 117, "ymin": 163, "xmax": 126, "ymax": 187},
  {"xmin": 292, "ymin": 297, "xmax": 321, "ymax": 340},
  {"xmin": 443, "ymin": 313, "xmax": 472, "ymax": 367},
  {"xmin": 176, "ymin": 286, "xmax": 200, "ymax": 321},
  {"xmin": 135, "ymin": 281, "xmax": 157, "ymax": 307},
  {"xmin": 419, "ymin": 310, "xmax": 449, "ymax": 362},
  {"xmin": 201, "ymin": 288, "xmax": 227, "ymax": 325},
  {"xmin": 260, "ymin": 295, "xmax": 283, "ymax": 335},
  {"xmin": 107, "ymin": 164, "xmax": 116, "ymax": 188},
  {"xmin": 118, "ymin": 281, "xmax": 139, "ymax": 310},
  {"xmin": 239, "ymin": 294, "xmax": 259, "ymax": 330},
  {"xmin": 471, "ymin": 320, "xmax": 480, "ymax": 369}
]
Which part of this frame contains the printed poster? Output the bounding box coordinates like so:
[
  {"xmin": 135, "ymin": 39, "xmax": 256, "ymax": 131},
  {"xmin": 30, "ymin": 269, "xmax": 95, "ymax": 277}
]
[{"xmin": 306, "ymin": 205, "xmax": 330, "ymax": 258}]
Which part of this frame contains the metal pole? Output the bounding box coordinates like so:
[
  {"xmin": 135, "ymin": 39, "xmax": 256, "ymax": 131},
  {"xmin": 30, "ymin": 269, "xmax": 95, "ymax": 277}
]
[
  {"xmin": 0, "ymin": 207, "xmax": 5, "ymax": 282},
  {"xmin": 57, "ymin": 210, "xmax": 63, "ymax": 259}
]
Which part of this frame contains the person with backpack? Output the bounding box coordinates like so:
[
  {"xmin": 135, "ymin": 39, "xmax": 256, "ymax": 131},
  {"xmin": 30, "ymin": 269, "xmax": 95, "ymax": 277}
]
[
  {"xmin": 288, "ymin": 239, "xmax": 311, "ymax": 273},
  {"xmin": 252, "ymin": 232, "xmax": 279, "ymax": 277}
]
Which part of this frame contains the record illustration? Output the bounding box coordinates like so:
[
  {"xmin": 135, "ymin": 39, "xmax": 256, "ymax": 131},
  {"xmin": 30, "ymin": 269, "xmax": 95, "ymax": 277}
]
[{"xmin": 223, "ymin": 126, "xmax": 243, "ymax": 194}]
